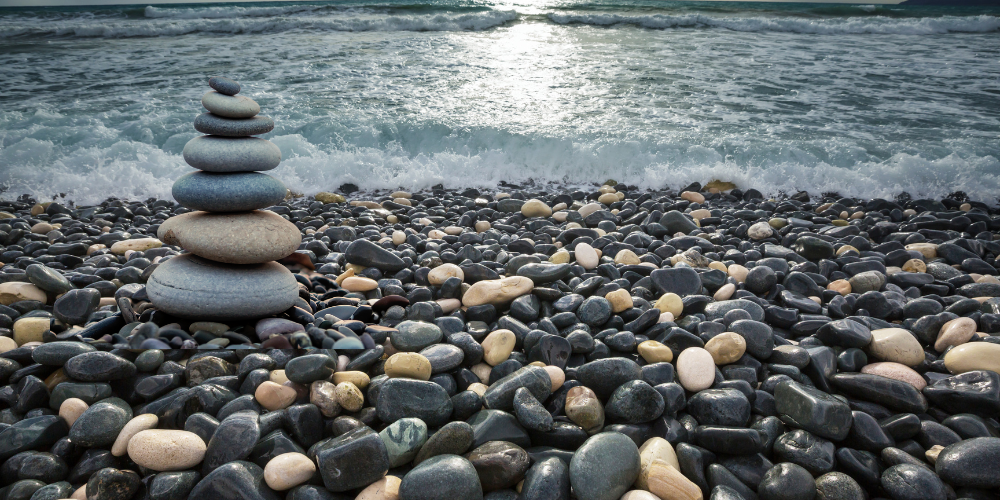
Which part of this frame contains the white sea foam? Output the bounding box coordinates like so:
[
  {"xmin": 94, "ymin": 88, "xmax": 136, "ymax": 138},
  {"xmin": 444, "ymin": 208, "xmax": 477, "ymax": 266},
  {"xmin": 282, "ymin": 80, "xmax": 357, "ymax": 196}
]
[{"xmin": 547, "ymin": 13, "xmax": 1000, "ymax": 35}]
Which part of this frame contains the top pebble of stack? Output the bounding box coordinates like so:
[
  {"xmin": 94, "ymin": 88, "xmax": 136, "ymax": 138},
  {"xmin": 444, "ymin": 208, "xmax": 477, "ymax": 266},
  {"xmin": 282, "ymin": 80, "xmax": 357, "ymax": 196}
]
[{"xmin": 209, "ymin": 75, "xmax": 241, "ymax": 96}]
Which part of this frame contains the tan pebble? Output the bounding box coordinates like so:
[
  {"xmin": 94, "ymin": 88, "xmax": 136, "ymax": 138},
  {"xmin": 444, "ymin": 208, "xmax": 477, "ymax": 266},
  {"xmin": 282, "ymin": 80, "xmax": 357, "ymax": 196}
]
[
  {"xmin": 638, "ymin": 340, "xmax": 673, "ymax": 364},
  {"xmin": 935, "ymin": 317, "xmax": 977, "ymax": 352},
  {"xmin": 575, "ymin": 243, "xmax": 599, "ymax": 270},
  {"xmin": 336, "ymin": 268, "xmax": 355, "ymax": 286},
  {"xmin": 13, "ymin": 317, "xmax": 50, "ymax": 346},
  {"xmin": 255, "ymin": 381, "xmax": 298, "ymax": 411},
  {"xmin": 0, "ymin": 282, "xmax": 47, "ymax": 306},
  {"xmin": 606, "ymin": 289, "xmax": 634, "ymax": 313},
  {"xmin": 342, "ymin": 277, "xmax": 378, "ymax": 292},
  {"xmin": 565, "ymin": 386, "xmax": 604, "ymax": 434},
  {"xmin": 71, "ymin": 484, "xmax": 87, "ymax": 499},
  {"xmin": 599, "ymin": 185, "xmax": 617, "ymax": 194},
  {"xmin": 676, "ymin": 348, "xmax": 715, "ymax": 392},
  {"xmin": 437, "ymin": 298, "xmax": 461, "ymax": 313},
  {"xmin": 269, "ymin": 370, "xmax": 289, "ymax": 385},
  {"xmin": 384, "ymin": 352, "xmax": 432, "ymax": 380},
  {"xmin": 111, "ymin": 414, "xmax": 159, "ymax": 456},
  {"xmin": 959, "ymin": 203, "xmax": 972, "ymax": 212},
  {"xmin": 902, "ymin": 259, "xmax": 926, "ymax": 273},
  {"xmin": 521, "ymin": 199, "xmax": 553, "ymax": 218},
  {"xmin": 680, "ymin": 191, "xmax": 705, "ymax": 204},
  {"xmin": 867, "ymin": 328, "xmax": 925, "ymax": 367},
  {"xmin": 475, "ymin": 221, "xmax": 491, "ymax": 233},
  {"xmin": 578, "ymin": 203, "xmax": 601, "ymax": 218},
  {"xmin": 977, "ymin": 275, "xmax": 1000, "ymax": 285},
  {"xmin": 727, "ymin": 264, "xmax": 748, "ymax": 283},
  {"xmin": 926, "ymin": 445, "xmax": 945, "ymax": 464},
  {"xmin": 110, "ymin": 237, "xmax": 162, "ymax": 255},
  {"xmin": 704, "ymin": 333, "xmax": 746, "ymax": 365},
  {"xmin": 658, "ymin": 312, "xmax": 675, "ymax": 324},
  {"xmin": 481, "ymin": 329, "xmax": 516, "ymax": 366},
  {"xmin": 708, "ymin": 261, "xmax": 727, "ymax": 273},
  {"xmin": 31, "ymin": 222, "xmax": 54, "ymax": 234},
  {"xmin": 335, "ymin": 382, "xmax": 364, "ymax": 412},
  {"xmin": 689, "ymin": 209, "xmax": 711, "ymax": 220},
  {"xmin": 467, "ymin": 382, "xmax": 488, "ymax": 397},
  {"xmin": 620, "ymin": 491, "xmax": 663, "ymax": 500},
  {"xmin": 356, "ymin": 475, "xmax": 402, "ymax": 500},
  {"xmin": 544, "ymin": 366, "xmax": 565, "ymax": 391},
  {"xmin": 59, "ymin": 398, "xmax": 89, "ymax": 427},
  {"xmin": 654, "ymin": 293, "xmax": 683, "ymax": 318},
  {"xmin": 713, "ymin": 284, "xmax": 735, "ymax": 301},
  {"xmin": 637, "ymin": 438, "xmax": 680, "ymax": 490},
  {"xmin": 549, "ymin": 250, "xmax": 570, "ymax": 264},
  {"xmin": 462, "ymin": 277, "xmax": 534, "ymax": 307},
  {"xmin": 310, "ymin": 380, "xmax": 341, "ymax": 418},
  {"xmin": 127, "ymin": 429, "xmax": 207, "ymax": 471},
  {"xmin": 471, "ymin": 363, "xmax": 492, "ymax": 383},
  {"xmin": 615, "ymin": 249, "xmax": 641, "ymax": 265},
  {"xmin": 828, "ymin": 280, "xmax": 851, "ymax": 296},
  {"xmin": 836, "ymin": 245, "xmax": 858, "ymax": 256},
  {"xmin": 427, "ymin": 229, "xmax": 446, "ymax": 240},
  {"xmin": 333, "ymin": 371, "xmax": 370, "ymax": 388},
  {"xmin": 428, "ymin": 263, "xmax": 464, "ymax": 286},
  {"xmin": 944, "ymin": 342, "xmax": 1000, "ymax": 375},
  {"xmin": 905, "ymin": 242, "xmax": 937, "ymax": 259},
  {"xmin": 642, "ymin": 459, "xmax": 702, "ymax": 500},
  {"xmin": 861, "ymin": 362, "xmax": 927, "ymax": 391},
  {"xmin": 0, "ymin": 336, "xmax": 16, "ymax": 353},
  {"xmin": 598, "ymin": 193, "xmax": 619, "ymax": 205},
  {"xmin": 264, "ymin": 452, "xmax": 316, "ymax": 490}
]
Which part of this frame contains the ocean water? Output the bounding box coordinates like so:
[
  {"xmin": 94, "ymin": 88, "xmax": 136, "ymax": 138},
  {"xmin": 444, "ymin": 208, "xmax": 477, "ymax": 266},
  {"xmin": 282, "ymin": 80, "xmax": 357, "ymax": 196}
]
[{"xmin": 0, "ymin": 0, "xmax": 998, "ymax": 204}]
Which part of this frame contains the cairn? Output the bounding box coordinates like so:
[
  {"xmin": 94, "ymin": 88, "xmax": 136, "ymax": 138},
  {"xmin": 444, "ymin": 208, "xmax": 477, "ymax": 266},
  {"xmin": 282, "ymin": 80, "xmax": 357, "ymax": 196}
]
[{"xmin": 147, "ymin": 77, "xmax": 301, "ymax": 320}]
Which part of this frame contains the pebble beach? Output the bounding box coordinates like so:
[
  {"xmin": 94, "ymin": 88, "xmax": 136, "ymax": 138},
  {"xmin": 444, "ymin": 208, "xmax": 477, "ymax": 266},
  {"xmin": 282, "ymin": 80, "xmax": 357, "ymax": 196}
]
[{"xmin": 2, "ymin": 173, "xmax": 1000, "ymax": 500}]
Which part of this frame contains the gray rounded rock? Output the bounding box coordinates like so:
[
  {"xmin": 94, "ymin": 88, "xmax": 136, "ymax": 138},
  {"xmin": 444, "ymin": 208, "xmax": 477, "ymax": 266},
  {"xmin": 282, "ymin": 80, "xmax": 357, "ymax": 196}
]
[
  {"xmin": 69, "ymin": 397, "xmax": 132, "ymax": 448},
  {"xmin": 172, "ymin": 171, "xmax": 286, "ymax": 212},
  {"xmin": 194, "ymin": 113, "xmax": 274, "ymax": 137},
  {"xmin": 202, "ymin": 90, "xmax": 260, "ymax": 118},
  {"xmin": 183, "ymin": 136, "xmax": 281, "ymax": 173},
  {"xmin": 392, "ymin": 321, "xmax": 444, "ymax": 352},
  {"xmin": 814, "ymin": 472, "xmax": 865, "ymax": 500},
  {"xmin": 147, "ymin": 254, "xmax": 298, "ymax": 321},
  {"xmin": 209, "ymin": 76, "xmax": 241, "ymax": 96},
  {"xmin": 400, "ymin": 454, "xmax": 483, "ymax": 500},
  {"xmin": 569, "ymin": 432, "xmax": 641, "ymax": 500}
]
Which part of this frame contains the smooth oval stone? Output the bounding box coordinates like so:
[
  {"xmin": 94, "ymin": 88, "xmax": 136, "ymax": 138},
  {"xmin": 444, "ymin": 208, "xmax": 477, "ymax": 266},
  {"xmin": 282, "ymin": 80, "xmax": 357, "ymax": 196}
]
[
  {"xmin": 520, "ymin": 456, "xmax": 569, "ymax": 500},
  {"xmin": 378, "ymin": 417, "xmax": 427, "ymax": 468},
  {"xmin": 774, "ymin": 429, "xmax": 836, "ymax": 475},
  {"xmin": 147, "ymin": 254, "xmax": 298, "ymax": 321},
  {"xmin": 172, "ymin": 172, "xmax": 286, "ymax": 212},
  {"xmin": 924, "ymin": 370, "xmax": 1000, "ymax": 417},
  {"xmin": 569, "ymin": 432, "xmax": 641, "ymax": 500},
  {"xmin": 400, "ymin": 454, "xmax": 484, "ymax": 500},
  {"xmin": 606, "ymin": 380, "xmax": 665, "ymax": 424},
  {"xmin": 51, "ymin": 288, "xmax": 101, "ymax": 325},
  {"xmin": 467, "ymin": 440, "xmax": 531, "ymax": 491},
  {"xmin": 775, "ymin": 380, "xmax": 853, "ymax": 441},
  {"xmin": 376, "ymin": 378, "xmax": 453, "ymax": 427},
  {"xmin": 513, "ymin": 387, "xmax": 553, "ymax": 432},
  {"xmin": 391, "ymin": 321, "xmax": 444, "ymax": 352},
  {"xmin": 575, "ymin": 358, "xmax": 642, "ymax": 401},
  {"xmin": 25, "ymin": 264, "xmax": 73, "ymax": 294},
  {"xmin": 187, "ymin": 460, "xmax": 280, "ymax": 500},
  {"xmin": 147, "ymin": 471, "xmax": 200, "ymax": 500},
  {"xmin": 935, "ymin": 437, "xmax": 1000, "ymax": 488},
  {"xmin": 195, "ymin": 113, "xmax": 274, "ymax": 137},
  {"xmin": 128, "ymin": 430, "xmax": 207, "ymax": 471},
  {"xmin": 0, "ymin": 416, "xmax": 69, "ymax": 462},
  {"xmin": 183, "ymin": 136, "xmax": 281, "ymax": 173},
  {"xmin": 704, "ymin": 299, "xmax": 765, "ymax": 321},
  {"xmin": 285, "ymin": 354, "xmax": 336, "ymax": 385},
  {"xmin": 943, "ymin": 342, "xmax": 1000, "ymax": 375},
  {"xmin": 203, "ymin": 412, "xmax": 260, "ymax": 475},
  {"xmin": 158, "ymin": 211, "xmax": 300, "ymax": 264},
  {"xmin": 202, "ymin": 91, "xmax": 260, "ymax": 118},
  {"xmin": 815, "ymin": 471, "xmax": 865, "ymax": 500},
  {"xmin": 483, "ymin": 366, "xmax": 552, "ymax": 412},
  {"xmin": 867, "ymin": 328, "xmax": 925, "ymax": 367},
  {"xmin": 209, "ymin": 76, "xmax": 240, "ymax": 95},
  {"xmin": 831, "ymin": 373, "xmax": 928, "ymax": 414},
  {"xmin": 516, "ymin": 263, "xmax": 572, "ymax": 284},
  {"xmin": 881, "ymin": 463, "xmax": 946, "ymax": 500},
  {"xmin": 414, "ymin": 421, "xmax": 475, "ymax": 465},
  {"xmin": 87, "ymin": 468, "xmax": 141, "ymax": 500},
  {"xmin": 64, "ymin": 351, "xmax": 136, "ymax": 381},
  {"xmin": 315, "ymin": 427, "xmax": 390, "ymax": 492},
  {"xmin": 69, "ymin": 398, "xmax": 132, "ymax": 448},
  {"xmin": 815, "ymin": 319, "xmax": 872, "ymax": 348},
  {"xmin": 345, "ymin": 238, "xmax": 406, "ymax": 272},
  {"xmin": 758, "ymin": 463, "xmax": 816, "ymax": 500},
  {"xmin": 31, "ymin": 341, "xmax": 95, "ymax": 366}
]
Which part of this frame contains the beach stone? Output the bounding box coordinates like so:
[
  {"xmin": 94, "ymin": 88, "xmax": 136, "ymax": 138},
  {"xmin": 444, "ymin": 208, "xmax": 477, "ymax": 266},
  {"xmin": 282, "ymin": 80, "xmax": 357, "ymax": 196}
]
[
  {"xmin": 65, "ymin": 351, "xmax": 136, "ymax": 381},
  {"xmin": 309, "ymin": 381, "xmax": 341, "ymax": 418},
  {"xmin": 183, "ymin": 136, "xmax": 282, "ymax": 172},
  {"xmin": 676, "ymin": 347, "xmax": 715, "ymax": 392},
  {"xmin": 748, "ymin": 221, "xmax": 773, "ymax": 240},
  {"xmin": 606, "ymin": 289, "xmax": 633, "ymax": 313},
  {"xmin": 659, "ymin": 211, "xmax": 697, "ymax": 234},
  {"xmin": 59, "ymin": 398, "xmax": 88, "ymax": 427},
  {"xmin": 575, "ymin": 357, "xmax": 642, "ymax": 400},
  {"xmin": 650, "ymin": 267, "xmax": 702, "ymax": 297},
  {"xmin": 654, "ymin": 293, "xmax": 684, "ymax": 317},
  {"xmin": 315, "ymin": 427, "xmax": 390, "ymax": 492},
  {"xmin": 285, "ymin": 354, "xmax": 336, "ymax": 385},
  {"xmin": 158, "ymin": 210, "xmax": 300, "ymax": 264},
  {"xmin": 484, "ymin": 365, "xmax": 552, "ymax": 411},
  {"xmin": 935, "ymin": 437, "xmax": 1000, "ymax": 488},
  {"xmin": 111, "ymin": 414, "xmax": 158, "ymax": 456},
  {"xmin": 335, "ymin": 382, "xmax": 364, "ymax": 412},
  {"xmin": 620, "ymin": 492, "xmax": 663, "ymax": 500},
  {"xmin": 0, "ymin": 282, "xmax": 46, "ymax": 305},
  {"xmin": 519, "ymin": 457, "xmax": 569, "ymax": 500},
  {"xmin": 86, "ymin": 468, "xmax": 141, "ymax": 500},
  {"xmin": 414, "ymin": 421, "xmax": 474, "ymax": 465},
  {"xmin": 187, "ymin": 461, "xmax": 279, "ymax": 500},
  {"xmin": 468, "ymin": 410, "xmax": 530, "ymax": 449},
  {"xmin": 127, "ymin": 430, "xmax": 207, "ymax": 471},
  {"xmin": 605, "ymin": 380, "xmax": 665, "ymax": 424},
  {"xmin": 379, "ymin": 418, "xmax": 428, "ymax": 468},
  {"xmin": 384, "ymin": 353, "xmax": 433, "ymax": 380},
  {"xmin": 576, "ymin": 243, "xmax": 599, "ymax": 270},
  {"xmin": 832, "ymin": 373, "xmax": 928, "ymax": 414},
  {"xmin": 209, "ymin": 76, "xmax": 240, "ymax": 95},
  {"xmin": 256, "ymin": 381, "xmax": 297, "ymax": 411},
  {"xmin": 172, "ymin": 172, "xmax": 286, "ymax": 212},
  {"xmin": 566, "ymin": 386, "xmax": 605, "ymax": 433},
  {"xmin": 638, "ymin": 340, "xmax": 673, "ymax": 363},
  {"xmin": 758, "ymin": 463, "xmax": 816, "ymax": 500},
  {"xmin": 923, "ymin": 370, "xmax": 1000, "ymax": 417},
  {"xmin": 70, "ymin": 398, "xmax": 131, "ymax": 448},
  {"xmin": 342, "ymin": 276, "xmax": 378, "ymax": 292},
  {"xmin": 194, "ymin": 113, "xmax": 274, "ymax": 136},
  {"xmin": 25, "ymin": 263, "xmax": 73, "ymax": 294},
  {"xmin": 428, "ymin": 263, "xmax": 464, "ymax": 285},
  {"xmin": 202, "ymin": 412, "xmax": 260, "ymax": 474},
  {"xmin": 860, "ymin": 362, "xmax": 926, "ymax": 390},
  {"xmin": 399, "ymin": 454, "xmax": 483, "ymax": 500},
  {"xmin": 482, "ymin": 329, "xmax": 516, "ymax": 366},
  {"xmin": 377, "ymin": 378, "xmax": 453, "ymax": 427},
  {"xmin": 521, "ymin": 199, "xmax": 552, "ymax": 218},
  {"xmin": 147, "ymin": 254, "xmax": 298, "ymax": 320},
  {"xmin": 867, "ymin": 328, "xmax": 925, "ymax": 367},
  {"xmin": 263, "ymin": 452, "xmax": 315, "ymax": 491},
  {"xmin": 392, "ymin": 321, "xmax": 443, "ymax": 352},
  {"xmin": 943, "ymin": 342, "xmax": 1000, "ymax": 374},
  {"xmin": 356, "ymin": 476, "xmax": 401, "ymax": 500},
  {"xmin": 569, "ymin": 432, "xmax": 641, "ymax": 500},
  {"xmin": 13, "ymin": 317, "xmax": 49, "ymax": 345},
  {"xmin": 704, "ymin": 332, "xmax": 746, "ymax": 365},
  {"xmin": 774, "ymin": 430, "xmax": 835, "ymax": 476},
  {"xmin": 202, "ymin": 90, "xmax": 260, "ymax": 118},
  {"xmin": 881, "ymin": 463, "xmax": 946, "ymax": 500},
  {"xmin": 934, "ymin": 317, "xmax": 977, "ymax": 352},
  {"xmin": 467, "ymin": 440, "xmax": 530, "ymax": 490},
  {"xmin": 110, "ymin": 237, "xmax": 162, "ymax": 254},
  {"xmin": 815, "ymin": 319, "xmax": 872, "ymax": 349},
  {"xmin": 814, "ymin": 472, "xmax": 864, "ymax": 500},
  {"xmin": 513, "ymin": 386, "xmax": 553, "ymax": 432},
  {"xmin": 346, "ymin": 238, "xmax": 406, "ymax": 272},
  {"xmin": 641, "ymin": 459, "xmax": 702, "ymax": 500},
  {"xmin": 52, "ymin": 288, "xmax": 101, "ymax": 325},
  {"xmin": 463, "ymin": 277, "xmax": 534, "ymax": 307},
  {"xmin": 775, "ymin": 380, "xmax": 852, "ymax": 441},
  {"xmin": 688, "ymin": 388, "xmax": 750, "ymax": 427}
]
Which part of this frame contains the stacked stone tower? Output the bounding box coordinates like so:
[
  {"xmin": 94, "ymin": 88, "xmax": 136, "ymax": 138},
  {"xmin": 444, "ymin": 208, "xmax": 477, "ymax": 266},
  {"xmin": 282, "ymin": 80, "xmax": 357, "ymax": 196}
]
[{"xmin": 147, "ymin": 77, "xmax": 300, "ymax": 321}]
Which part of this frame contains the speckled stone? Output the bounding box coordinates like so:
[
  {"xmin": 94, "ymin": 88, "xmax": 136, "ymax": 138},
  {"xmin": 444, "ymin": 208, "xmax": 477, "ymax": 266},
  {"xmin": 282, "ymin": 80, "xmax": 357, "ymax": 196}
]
[
  {"xmin": 202, "ymin": 91, "xmax": 260, "ymax": 118},
  {"xmin": 157, "ymin": 211, "xmax": 301, "ymax": 264},
  {"xmin": 209, "ymin": 76, "xmax": 241, "ymax": 95},
  {"xmin": 194, "ymin": 113, "xmax": 274, "ymax": 137},
  {"xmin": 183, "ymin": 136, "xmax": 281, "ymax": 173},
  {"xmin": 171, "ymin": 172, "xmax": 287, "ymax": 212},
  {"xmin": 147, "ymin": 254, "xmax": 298, "ymax": 321}
]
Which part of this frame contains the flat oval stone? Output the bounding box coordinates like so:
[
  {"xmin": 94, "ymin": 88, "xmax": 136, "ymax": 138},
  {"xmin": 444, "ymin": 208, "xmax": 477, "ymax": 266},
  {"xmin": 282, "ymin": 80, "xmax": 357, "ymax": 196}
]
[
  {"xmin": 605, "ymin": 380, "xmax": 665, "ymax": 424},
  {"xmin": 69, "ymin": 398, "xmax": 132, "ymax": 448},
  {"xmin": 315, "ymin": 426, "xmax": 390, "ymax": 492},
  {"xmin": 414, "ymin": 421, "xmax": 475, "ymax": 465},
  {"xmin": 867, "ymin": 328, "xmax": 925, "ymax": 367},
  {"xmin": 203, "ymin": 412, "xmax": 260, "ymax": 475},
  {"xmin": 467, "ymin": 440, "xmax": 531, "ymax": 491},
  {"xmin": 379, "ymin": 417, "xmax": 427, "ymax": 468},
  {"xmin": 158, "ymin": 211, "xmax": 300, "ymax": 264},
  {"xmin": 376, "ymin": 378, "xmax": 453, "ymax": 427},
  {"xmin": 676, "ymin": 347, "xmax": 715, "ymax": 392},
  {"xmin": 881, "ymin": 463, "xmax": 946, "ymax": 500},
  {"xmin": 195, "ymin": 113, "xmax": 274, "ymax": 137},
  {"xmin": 391, "ymin": 321, "xmax": 444, "ymax": 352},
  {"xmin": 25, "ymin": 263, "xmax": 73, "ymax": 294},
  {"xmin": 209, "ymin": 76, "xmax": 240, "ymax": 95},
  {"xmin": 775, "ymin": 380, "xmax": 853, "ymax": 441},
  {"xmin": 575, "ymin": 358, "xmax": 643, "ymax": 401},
  {"xmin": 400, "ymin": 454, "xmax": 483, "ymax": 500},
  {"xmin": 128, "ymin": 430, "xmax": 207, "ymax": 471},
  {"xmin": 935, "ymin": 437, "xmax": 1000, "ymax": 489},
  {"xmin": 569, "ymin": 432, "xmax": 641, "ymax": 500},
  {"xmin": 202, "ymin": 91, "xmax": 260, "ymax": 118},
  {"xmin": 32, "ymin": 341, "xmax": 95, "ymax": 366},
  {"xmin": 148, "ymin": 254, "xmax": 298, "ymax": 321},
  {"xmin": 172, "ymin": 172, "xmax": 286, "ymax": 212},
  {"xmin": 186, "ymin": 460, "xmax": 280, "ymax": 500},
  {"xmin": 944, "ymin": 342, "xmax": 1000, "ymax": 375},
  {"xmin": 183, "ymin": 136, "xmax": 281, "ymax": 173},
  {"xmin": 263, "ymin": 452, "xmax": 315, "ymax": 491},
  {"xmin": 64, "ymin": 351, "xmax": 136, "ymax": 381}
]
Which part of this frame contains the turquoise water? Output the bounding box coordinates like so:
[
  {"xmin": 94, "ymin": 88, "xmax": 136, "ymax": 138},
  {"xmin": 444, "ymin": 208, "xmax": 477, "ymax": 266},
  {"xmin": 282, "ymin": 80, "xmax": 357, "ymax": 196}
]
[{"xmin": 1, "ymin": 0, "xmax": 998, "ymax": 203}]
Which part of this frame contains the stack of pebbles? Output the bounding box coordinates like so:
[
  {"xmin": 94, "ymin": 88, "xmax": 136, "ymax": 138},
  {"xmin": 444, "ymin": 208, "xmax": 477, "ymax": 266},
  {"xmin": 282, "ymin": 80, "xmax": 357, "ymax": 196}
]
[{"xmin": 147, "ymin": 77, "xmax": 300, "ymax": 321}]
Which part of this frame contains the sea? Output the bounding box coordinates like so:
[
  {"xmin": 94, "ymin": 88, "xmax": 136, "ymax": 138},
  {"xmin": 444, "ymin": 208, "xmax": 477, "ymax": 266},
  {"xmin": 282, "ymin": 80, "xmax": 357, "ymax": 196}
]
[{"xmin": 0, "ymin": 0, "xmax": 998, "ymax": 204}]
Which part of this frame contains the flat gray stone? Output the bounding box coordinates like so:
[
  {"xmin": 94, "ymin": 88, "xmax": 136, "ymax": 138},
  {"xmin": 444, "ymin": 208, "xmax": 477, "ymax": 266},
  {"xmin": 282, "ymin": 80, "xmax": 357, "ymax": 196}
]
[
  {"xmin": 183, "ymin": 136, "xmax": 281, "ymax": 173},
  {"xmin": 209, "ymin": 76, "xmax": 240, "ymax": 96},
  {"xmin": 147, "ymin": 254, "xmax": 297, "ymax": 321},
  {"xmin": 172, "ymin": 171, "xmax": 286, "ymax": 212},
  {"xmin": 194, "ymin": 113, "xmax": 274, "ymax": 137},
  {"xmin": 202, "ymin": 91, "xmax": 259, "ymax": 118}
]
